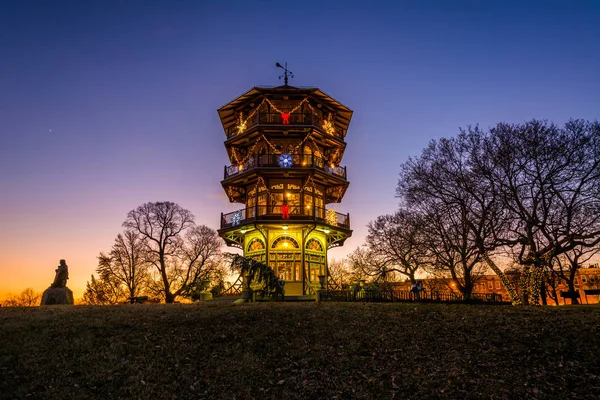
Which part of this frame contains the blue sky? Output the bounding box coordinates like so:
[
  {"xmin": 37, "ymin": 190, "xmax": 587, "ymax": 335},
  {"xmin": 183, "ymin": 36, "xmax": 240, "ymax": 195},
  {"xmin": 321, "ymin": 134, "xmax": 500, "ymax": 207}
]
[{"xmin": 1, "ymin": 0, "xmax": 598, "ymax": 298}]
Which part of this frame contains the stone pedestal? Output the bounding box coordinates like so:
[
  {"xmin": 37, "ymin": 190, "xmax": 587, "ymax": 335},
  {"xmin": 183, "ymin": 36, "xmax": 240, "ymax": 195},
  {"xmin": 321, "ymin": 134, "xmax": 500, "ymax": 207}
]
[{"xmin": 41, "ymin": 287, "xmax": 74, "ymax": 305}]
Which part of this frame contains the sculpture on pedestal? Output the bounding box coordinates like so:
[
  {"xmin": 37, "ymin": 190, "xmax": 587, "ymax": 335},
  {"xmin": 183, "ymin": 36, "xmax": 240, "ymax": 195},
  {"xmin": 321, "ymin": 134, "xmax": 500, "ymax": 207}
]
[{"xmin": 41, "ymin": 259, "xmax": 74, "ymax": 305}]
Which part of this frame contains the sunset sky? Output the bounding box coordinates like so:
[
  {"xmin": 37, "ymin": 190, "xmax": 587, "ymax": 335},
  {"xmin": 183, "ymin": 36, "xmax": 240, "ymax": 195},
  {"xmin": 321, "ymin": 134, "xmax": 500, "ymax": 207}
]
[{"xmin": 1, "ymin": 0, "xmax": 599, "ymax": 301}]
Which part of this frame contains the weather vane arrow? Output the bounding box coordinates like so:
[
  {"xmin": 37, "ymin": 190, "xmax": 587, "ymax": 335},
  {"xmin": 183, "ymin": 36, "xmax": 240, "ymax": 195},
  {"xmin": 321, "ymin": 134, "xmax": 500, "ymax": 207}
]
[{"xmin": 276, "ymin": 62, "xmax": 294, "ymax": 86}]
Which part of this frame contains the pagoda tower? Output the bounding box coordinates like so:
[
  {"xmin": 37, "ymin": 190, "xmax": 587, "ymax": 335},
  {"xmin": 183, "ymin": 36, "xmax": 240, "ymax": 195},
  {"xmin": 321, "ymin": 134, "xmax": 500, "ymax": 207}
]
[{"xmin": 217, "ymin": 74, "xmax": 352, "ymax": 298}]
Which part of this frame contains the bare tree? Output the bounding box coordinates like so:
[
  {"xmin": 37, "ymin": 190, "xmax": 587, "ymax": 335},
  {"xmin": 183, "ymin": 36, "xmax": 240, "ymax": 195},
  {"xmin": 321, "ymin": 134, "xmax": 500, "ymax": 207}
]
[
  {"xmin": 397, "ymin": 134, "xmax": 502, "ymax": 299},
  {"xmin": 419, "ymin": 202, "xmax": 486, "ymax": 300},
  {"xmin": 347, "ymin": 246, "xmax": 393, "ymax": 283},
  {"xmin": 97, "ymin": 229, "xmax": 150, "ymax": 303},
  {"xmin": 365, "ymin": 209, "xmax": 429, "ymax": 284},
  {"xmin": 478, "ymin": 120, "xmax": 600, "ymax": 304},
  {"xmin": 2, "ymin": 288, "xmax": 41, "ymax": 307},
  {"xmin": 123, "ymin": 202, "xmax": 223, "ymax": 303},
  {"xmin": 398, "ymin": 120, "xmax": 600, "ymax": 305},
  {"xmin": 327, "ymin": 258, "xmax": 353, "ymax": 289},
  {"xmin": 549, "ymin": 244, "xmax": 600, "ymax": 305},
  {"xmin": 82, "ymin": 274, "xmax": 125, "ymax": 305}
]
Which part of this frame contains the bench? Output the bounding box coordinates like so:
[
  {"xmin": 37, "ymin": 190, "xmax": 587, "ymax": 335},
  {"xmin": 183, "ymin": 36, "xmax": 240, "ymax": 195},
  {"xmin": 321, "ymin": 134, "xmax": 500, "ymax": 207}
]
[
  {"xmin": 560, "ymin": 291, "xmax": 581, "ymax": 305},
  {"xmin": 583, "ymin": 289, "xmax": 600, "ymax": 304}
]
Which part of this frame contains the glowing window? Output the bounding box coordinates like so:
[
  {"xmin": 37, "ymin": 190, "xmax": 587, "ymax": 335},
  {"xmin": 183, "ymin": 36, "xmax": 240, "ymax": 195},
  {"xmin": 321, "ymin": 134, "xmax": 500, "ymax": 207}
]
[
  {"xmin": 272, "ymin": 236, "xmax": 299, "ymax": 249},
  {"xmin": 247, "ymin": 238, "xmax": 265, "ymax": 253},
  {"xmin": 306, "ymin": 238, "xmax": 323, "ymax": 252}
]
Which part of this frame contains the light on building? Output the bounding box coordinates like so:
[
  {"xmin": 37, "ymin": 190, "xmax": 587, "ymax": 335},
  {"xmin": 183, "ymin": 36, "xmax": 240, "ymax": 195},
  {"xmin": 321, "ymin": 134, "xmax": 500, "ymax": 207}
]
[
  {"xmin": 282, "ymin": 225, "xmax": 288, "ymax": 230},
  {"xmin": 240, "ymin": 229, "xmax": 246, "ymax": 234},
  {"xmin": 324, "ymin": 229, "xmax": 330, "ymax": 234}
]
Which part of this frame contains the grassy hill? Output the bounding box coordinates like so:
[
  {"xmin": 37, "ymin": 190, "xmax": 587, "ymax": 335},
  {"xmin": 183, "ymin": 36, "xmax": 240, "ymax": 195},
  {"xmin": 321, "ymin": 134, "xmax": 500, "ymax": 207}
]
[{"xmin": 1, "ymin": 302, "xmax": 599, "ymax": 399}]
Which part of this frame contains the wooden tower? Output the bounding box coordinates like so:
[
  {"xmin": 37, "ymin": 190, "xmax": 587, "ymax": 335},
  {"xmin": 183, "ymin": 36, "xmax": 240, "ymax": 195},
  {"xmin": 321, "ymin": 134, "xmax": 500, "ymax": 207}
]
[{"xmin": 217, "ymin": 76, "xmax": 353, "ymax": 298}]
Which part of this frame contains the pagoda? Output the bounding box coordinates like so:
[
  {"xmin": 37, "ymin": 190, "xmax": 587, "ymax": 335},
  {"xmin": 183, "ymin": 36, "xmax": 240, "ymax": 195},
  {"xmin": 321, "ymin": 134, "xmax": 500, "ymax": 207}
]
[{"xmin": 217, "ymin": 66, "xmax": 352, "ymax": 298}]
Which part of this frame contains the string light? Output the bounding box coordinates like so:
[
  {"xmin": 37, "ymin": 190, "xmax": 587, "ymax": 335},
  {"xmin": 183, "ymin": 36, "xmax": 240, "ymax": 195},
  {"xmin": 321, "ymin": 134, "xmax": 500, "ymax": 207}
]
[
  {"xmin": 481, "ymin": 252, "xmax": 521, "ymax": 305},
  {"xmin": 326, "ymin": 209, "xmax": 338, "ymax": 226},
  {"xmin": 322, "ymin": 113, "xmax": 336, "ymax": 135}
]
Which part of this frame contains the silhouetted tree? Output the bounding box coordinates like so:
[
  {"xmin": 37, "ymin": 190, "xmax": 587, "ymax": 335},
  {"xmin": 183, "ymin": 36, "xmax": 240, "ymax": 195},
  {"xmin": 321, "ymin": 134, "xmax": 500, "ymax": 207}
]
[
  {"xmin": 365, "ymin": 209, "xmax": 429, "ymax": 284},
  {"xmin": 2, "ymin": 288, "xmax": 41, "ymax": 307},
  {"xmin": 123, "ymin": 202, "xmax": 223, "ymax": 303},
  {"xmin": 97, "ymin": 229, "xmax": 150, "ymax": 303},
  {"xmin": 478, "ymin": 120, "xmax": 600, "ymax": 304},
  {"xmin": 82, "ymin": 274, "xmax": 125, "ymax": 305},
  {"xmin": 397, "ymin": 119, "xmax": 600, "ymax": 305}
]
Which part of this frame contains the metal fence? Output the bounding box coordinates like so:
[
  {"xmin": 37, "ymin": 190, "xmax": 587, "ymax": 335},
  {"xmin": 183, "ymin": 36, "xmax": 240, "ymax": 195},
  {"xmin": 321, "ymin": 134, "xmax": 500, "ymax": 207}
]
[{"xmin": 318, "ymin": 288, "xmax": 504, "ymax": 304}]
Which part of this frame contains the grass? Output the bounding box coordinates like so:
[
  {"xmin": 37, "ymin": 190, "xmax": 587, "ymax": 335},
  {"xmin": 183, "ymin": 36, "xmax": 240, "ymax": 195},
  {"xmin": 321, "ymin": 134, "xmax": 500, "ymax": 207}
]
[{"xmin": 1, "ymin": 302, "xmax": 599, "ymax": 400}]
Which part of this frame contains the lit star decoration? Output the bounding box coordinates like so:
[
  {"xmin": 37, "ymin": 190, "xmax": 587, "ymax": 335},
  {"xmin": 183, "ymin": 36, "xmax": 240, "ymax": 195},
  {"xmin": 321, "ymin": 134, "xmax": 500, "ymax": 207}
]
[
  {"xmin": 237, "ymin": 113, "xmax": 247, "ymax": 134},
  {"xmin": 326, "ymin": 209, "xmax": 338, "ymax": 226},
  {"xmin": 232, "ymin": 210, "xmax": 242, "ymax": 226},
  {"xmin": 322, "ymin": 113, "xmax": 335, "ymax": 135},
  {"xmin": 278, "ymin": 153, "xmax": 293, "ymax": 168}
]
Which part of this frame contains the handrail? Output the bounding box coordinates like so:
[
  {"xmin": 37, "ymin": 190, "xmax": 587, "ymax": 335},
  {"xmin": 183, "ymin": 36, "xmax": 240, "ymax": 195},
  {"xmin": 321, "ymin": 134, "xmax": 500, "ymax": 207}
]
[
  {"xmin": 224, "ymin": 153, "xmax": 347, "ymax": 180},
  {"xmin": 221, "ymin": 205, "xmax": 350, "ymax": 230},
  {"xmin": 225, "ymin": 112, "xmax": 346, "ymax": 139}
]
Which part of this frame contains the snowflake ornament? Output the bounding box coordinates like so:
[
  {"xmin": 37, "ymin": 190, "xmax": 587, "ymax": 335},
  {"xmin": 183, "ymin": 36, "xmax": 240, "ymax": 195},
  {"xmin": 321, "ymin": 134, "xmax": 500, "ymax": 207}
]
[
  {"xmin": 232, "ymin": 210, "xmax": 242, "ymax": 226},
  {"xmin": 278, "ymin": 153, "xmax": 293, "ymax": 168}
]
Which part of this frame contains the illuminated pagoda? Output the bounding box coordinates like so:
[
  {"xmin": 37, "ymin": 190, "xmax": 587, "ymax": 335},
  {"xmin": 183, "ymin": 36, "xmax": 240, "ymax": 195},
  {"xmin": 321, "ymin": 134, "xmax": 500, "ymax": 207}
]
[{"xmin": 217, "ymin": 64, "xmax": 352, "ymax": 298}]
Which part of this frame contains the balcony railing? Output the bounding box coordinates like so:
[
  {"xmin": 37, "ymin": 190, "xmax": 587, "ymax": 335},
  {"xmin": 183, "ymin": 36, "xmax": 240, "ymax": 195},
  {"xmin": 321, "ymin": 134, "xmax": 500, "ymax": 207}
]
[
  {"xmin": 220, "ymin": 205, "xmax": 350, "ymax": 230},
  {"xmin": 225, "ymin": 112, "xmax": 346, "ymax": 139},
  {"xmin": 224, "ymin": 153, "xmax": 347, "ymax": 180}
]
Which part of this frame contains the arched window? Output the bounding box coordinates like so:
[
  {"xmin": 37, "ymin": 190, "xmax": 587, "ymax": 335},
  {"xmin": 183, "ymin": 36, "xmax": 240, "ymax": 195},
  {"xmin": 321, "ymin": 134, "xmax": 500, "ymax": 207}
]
[
  {"xmin": 272, "ymin": 236, "xmax": 299, "ymax": 249},
  {"xmin": 306, "ymin": 238, "xmax": 323, "ymax": 252},
  {"xmin": 247, "ymin": 238, "xmax": 265, "ymax": 253}
]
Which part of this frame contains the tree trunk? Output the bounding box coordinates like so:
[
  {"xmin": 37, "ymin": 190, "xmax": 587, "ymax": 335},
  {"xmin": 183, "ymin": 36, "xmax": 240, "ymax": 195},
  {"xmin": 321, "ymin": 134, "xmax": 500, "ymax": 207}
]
[
  {"xmin": 159, "ymin": 253, "xmax": 175, "ymax": 303},
  {"xmin": 567, "ymin": 279, "xmax": 580, "ymax": 305}
]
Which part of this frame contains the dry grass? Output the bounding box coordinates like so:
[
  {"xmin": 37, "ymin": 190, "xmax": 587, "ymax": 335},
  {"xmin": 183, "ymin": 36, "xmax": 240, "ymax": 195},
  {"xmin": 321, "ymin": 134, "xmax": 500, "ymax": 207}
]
[{"xmin": 1, "ymin": 302, "xmax": 599, "ymax": 399}]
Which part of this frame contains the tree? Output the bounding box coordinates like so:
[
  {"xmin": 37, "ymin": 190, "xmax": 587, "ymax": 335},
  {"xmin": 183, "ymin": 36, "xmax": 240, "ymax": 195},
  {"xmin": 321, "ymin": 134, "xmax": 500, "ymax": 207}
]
[
  {"xmin": 327, "ymin": 258, "xmax": 353, "ymax": 289},
  {"xmin": 365, "ymin": 209, "xmax": 429, "ymax": 284},
  {"xmin": 347, "ymin": 246, "xmax": 390, "ymax": 283},
  {"xmin": 397, "ymin": 133, "xmax": 502, "ymax": 300},
  {"xmin": 123, "ymin": 202, "xmax": 223, "ymax": 303},
  {"xmin": 548, "ymin": 244, "xmax": 600, "ymax": 305},
  {"xmin": 228, "ymin": 254, "xmax": 285, "ymax": 300},
  {"xmin": 419, "ymin": 201, "xmax": 485, "ymax": 300},
  {"xmin": 398, "ymin": 119, "xmax": 600, "ymax": 305},
  {"xmin": 478, "ymin": 120, "xmax": 600, "ymax": 304},
  {"xmin": 97, "ymin": 229, "xmax": 150, "ymax": 303},
  {"xmin": 2, "ymin": 288, "xmax": 41, "ymax": 307},
  {"xmin": 82, "ymin": 274, "xmax": 125, "ymax": 305}
]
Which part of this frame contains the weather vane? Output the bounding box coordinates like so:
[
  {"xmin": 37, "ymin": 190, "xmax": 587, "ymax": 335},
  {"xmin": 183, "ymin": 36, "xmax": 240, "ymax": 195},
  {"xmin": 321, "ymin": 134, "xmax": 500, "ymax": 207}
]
[{"xmin": 276, "ymin": 62, "xmax": 294, "ymax": 86}]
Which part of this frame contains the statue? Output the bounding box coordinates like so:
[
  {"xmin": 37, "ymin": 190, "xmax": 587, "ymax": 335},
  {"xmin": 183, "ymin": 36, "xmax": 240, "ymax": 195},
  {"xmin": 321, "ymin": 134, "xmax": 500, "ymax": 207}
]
[
  {"xmin": 41, "ymin": 259, "xmax": 74, "ymax": 305},
  {"xmin": 51, "ymin": 259, "xmax": 69, "ymax": 288}
]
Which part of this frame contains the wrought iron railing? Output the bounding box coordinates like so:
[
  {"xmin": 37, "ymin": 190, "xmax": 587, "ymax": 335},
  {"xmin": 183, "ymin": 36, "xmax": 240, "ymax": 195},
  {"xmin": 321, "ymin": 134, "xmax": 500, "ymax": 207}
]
[
  {"xmin": 221, "ymin": 206, "xmax": 350, "ymax": 230},
  {"xmin": 225, "ymin": 112, "xmax": 346, "ymax": 139},
  {"xmin": 318, "ymin": 289, "xmax": 504, "ymax": 304},
  {"xmin": 224, "ymin": 153, "xmax": 347, "ymax": 179}
]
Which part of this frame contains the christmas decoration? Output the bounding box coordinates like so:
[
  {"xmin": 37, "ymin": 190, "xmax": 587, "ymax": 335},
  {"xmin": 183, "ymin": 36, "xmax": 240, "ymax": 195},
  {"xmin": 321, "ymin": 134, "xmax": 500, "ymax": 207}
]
[
  {"xmin": 281, "ymin": 202, "xmax": 290, "ymax": 219},
  {"xmin": 237, "ymin": 113, "xmax": 247, "ymax": 134},
  {"xmin": 281, "ymin": 112, "xmax": 290, "ymax": 124},
  {"xmin": 278, "ymin": 153, "xmax": 293, "ymax": 168},
  {"xmin": 326, "ymin": 209, "xmax": 338, "ymax": 226},
  {"xmin": 232, "ymin": 210, "xmax": 242, "ymax": 226},
  {"xmin": 322, "ymin": 113, "xmax": 335, "ymax": 135}
]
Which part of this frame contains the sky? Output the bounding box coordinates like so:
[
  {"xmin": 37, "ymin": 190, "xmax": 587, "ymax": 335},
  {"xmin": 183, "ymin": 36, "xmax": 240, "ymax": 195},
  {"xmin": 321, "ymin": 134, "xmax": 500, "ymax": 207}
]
[{"xmin": 1, "ymin": 0, "xmax": 599, "ymax": 301}]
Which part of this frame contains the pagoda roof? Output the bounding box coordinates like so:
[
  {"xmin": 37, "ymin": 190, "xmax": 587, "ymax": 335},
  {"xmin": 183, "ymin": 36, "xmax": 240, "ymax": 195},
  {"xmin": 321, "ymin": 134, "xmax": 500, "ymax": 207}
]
[{"xmin": 217, "ymin": 85, "xmax": 353, "ymax": 137}]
